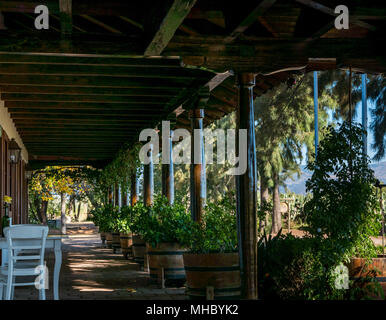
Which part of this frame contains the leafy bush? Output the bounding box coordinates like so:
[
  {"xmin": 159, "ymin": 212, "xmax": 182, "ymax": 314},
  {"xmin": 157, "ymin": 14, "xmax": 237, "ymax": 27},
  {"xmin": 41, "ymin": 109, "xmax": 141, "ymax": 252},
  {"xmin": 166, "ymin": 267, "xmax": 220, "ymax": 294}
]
[
  {"xmin": 89, "ymin": 204, "xmax": 120, "ymax": 232},
  {"xmin": 130, "ymin": 195, "xmax": 191, "ymax": 248},
  {"xmin": 177, "ymin": 196, "xmax": 238, "ymax": 253},
  {"xmin": 258, "ymin": 123, "xmax": 383, "ymax": 300},
  {"xmin": 116, "ymin": 205, "xmax": 133, "ymax": 234}
]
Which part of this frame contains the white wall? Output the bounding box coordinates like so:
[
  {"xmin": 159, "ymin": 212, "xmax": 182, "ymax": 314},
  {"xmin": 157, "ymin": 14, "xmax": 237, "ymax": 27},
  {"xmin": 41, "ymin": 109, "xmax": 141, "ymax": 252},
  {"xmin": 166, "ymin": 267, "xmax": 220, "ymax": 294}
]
[{"xmin": 0, "ymin": 99, "xmax": 29, "ymax": 162}]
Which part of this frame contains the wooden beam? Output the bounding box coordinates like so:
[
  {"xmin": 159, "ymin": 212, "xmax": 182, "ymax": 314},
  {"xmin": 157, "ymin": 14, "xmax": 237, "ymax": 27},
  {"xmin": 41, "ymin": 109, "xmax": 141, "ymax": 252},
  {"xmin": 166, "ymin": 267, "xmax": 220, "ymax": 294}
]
[
  {"xmin": 3, "ymin": 94, "xmax": 170, "ymax": 104},
  {"xmin": 0, "ymin": 85, "xmax": 180, "ymax": 96},
  {"xmin": 118, "ymin": 16, "xmax": 144, "ymax": 31},
  {"xmin": 0, "ymin": 74, "xmax": 193, "ymax": 88},
  {"xmin": 80, "ymin": 15, "xmax": 123, "ymax": 34},
  {"xmin": 224, "ymin": 0, "xmax": 277, "ymax": 43},
  {"xmin": 165, "ymin": 35, "xmax": 385, "ymax": 73},
  {"xmin": 144, "ymin": 0, "xmax": 197, "ymax": 56},
  {"xmin": 0, "ymin": 63, "xmax": 210, "ymax": 79}
]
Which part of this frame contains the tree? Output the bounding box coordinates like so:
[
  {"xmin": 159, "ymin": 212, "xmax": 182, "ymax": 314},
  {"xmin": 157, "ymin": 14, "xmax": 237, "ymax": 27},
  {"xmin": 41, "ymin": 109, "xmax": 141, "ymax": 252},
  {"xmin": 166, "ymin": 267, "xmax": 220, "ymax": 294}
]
[{"xmin": 254, "ymin": 73, "xmax": 339, "ymax": 234}]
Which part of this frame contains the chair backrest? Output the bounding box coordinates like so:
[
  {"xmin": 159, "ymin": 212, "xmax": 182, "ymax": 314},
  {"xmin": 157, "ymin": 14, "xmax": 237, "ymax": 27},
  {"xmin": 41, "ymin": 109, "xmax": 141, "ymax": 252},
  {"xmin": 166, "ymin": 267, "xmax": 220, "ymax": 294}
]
[{"xmin": 3, "ymin": 225, "xmax": 49, "ymax": 268}]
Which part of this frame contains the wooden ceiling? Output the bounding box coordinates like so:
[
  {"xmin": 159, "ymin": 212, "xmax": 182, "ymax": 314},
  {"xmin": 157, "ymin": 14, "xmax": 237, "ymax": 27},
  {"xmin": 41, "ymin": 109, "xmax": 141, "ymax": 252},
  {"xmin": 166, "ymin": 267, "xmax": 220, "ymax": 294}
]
[{"xmin": 0, "ymin": 0, "xmax": 384, "ymax": 169}]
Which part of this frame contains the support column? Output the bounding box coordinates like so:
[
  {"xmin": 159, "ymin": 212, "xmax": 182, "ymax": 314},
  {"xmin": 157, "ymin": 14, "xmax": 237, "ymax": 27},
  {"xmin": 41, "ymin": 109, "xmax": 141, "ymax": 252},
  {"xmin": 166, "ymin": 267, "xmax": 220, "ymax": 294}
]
[
  {"xmin": 362, "ymin": 73, "xmax": 368, "ymax": 156},
  {"xmin": 143, "ymin": 146, "xmax": 154, "ymax": 206},
  {"xmin": 130, "ymin": 171, "xmax": 138, "ymax": 206},
  {"xmin": 189, "ymin": 89, "xmax": 209, "ymax": 222},
  {"xmin": 162, "ymin": 130, "xmax": 174, "ymax": 204},
  {"xmin": 108, "ymin": 186, "xmax": 113, "ymax": 205},
  {"xmin": 236, "ymin": 73, "xmax": 258, "ymax": 300},
  {"xmin": 122, "ymin": 184, "xmax": 128, "ymax": 207}
]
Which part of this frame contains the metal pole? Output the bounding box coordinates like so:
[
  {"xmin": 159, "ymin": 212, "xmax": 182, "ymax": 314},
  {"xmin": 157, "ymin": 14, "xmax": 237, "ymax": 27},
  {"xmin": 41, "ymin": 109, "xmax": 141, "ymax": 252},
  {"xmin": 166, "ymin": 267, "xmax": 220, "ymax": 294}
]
[
  {"xmin": 361, "ymin": 73, "xmax": 368, "ymax": 156},
  {"xmin": 313, "ymin": 71, "xmax": 318, "ymax": 157}
]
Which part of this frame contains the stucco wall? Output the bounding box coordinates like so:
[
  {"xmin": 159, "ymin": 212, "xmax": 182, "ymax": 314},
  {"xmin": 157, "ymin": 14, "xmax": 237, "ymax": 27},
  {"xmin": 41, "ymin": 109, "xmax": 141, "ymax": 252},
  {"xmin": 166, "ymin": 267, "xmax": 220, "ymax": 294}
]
[{"xmin": 0, "ymin": 99, "xmax": 29, "ymax": 162}]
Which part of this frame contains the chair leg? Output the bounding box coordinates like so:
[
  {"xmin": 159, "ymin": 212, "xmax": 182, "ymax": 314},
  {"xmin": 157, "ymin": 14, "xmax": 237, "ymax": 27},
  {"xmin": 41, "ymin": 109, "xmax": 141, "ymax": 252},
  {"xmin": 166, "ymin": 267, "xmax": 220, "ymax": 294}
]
[
  {"xmin": 11, "ymin": 276, "xmax": 15, "ymax": 299},
  {"xmin": 6, "ymin": 272, "xmax": 13, "ymax": 300},
  {"xmin": 0, "ymin": 284, "xmax": 3, "ymax": 300}
]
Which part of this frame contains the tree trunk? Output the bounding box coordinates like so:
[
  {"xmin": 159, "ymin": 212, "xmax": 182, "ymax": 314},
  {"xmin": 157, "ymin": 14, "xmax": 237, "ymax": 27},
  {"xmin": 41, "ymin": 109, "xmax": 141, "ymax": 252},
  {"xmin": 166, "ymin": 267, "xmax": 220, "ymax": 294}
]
[
  {"xmin": 61, "ymin": 193, "xmax": 66, "ymax": 234},
  {"xmin": 271, "ymin": 174, "xmax": 282, "ymax": 234},
  {"xmin": 258, "ymin": 176, "xmax": 269, "ymax": 233},
  {"xmin": 38, "ymin": 200, "xmax": 48, "ymax": 225},
  {"xmin": 68, "ymin": 195, "xmax": 75, "ymax": 220},
  {"xmin": 76, "ymin": 202, "xmax": 81, "ymax": 222}
]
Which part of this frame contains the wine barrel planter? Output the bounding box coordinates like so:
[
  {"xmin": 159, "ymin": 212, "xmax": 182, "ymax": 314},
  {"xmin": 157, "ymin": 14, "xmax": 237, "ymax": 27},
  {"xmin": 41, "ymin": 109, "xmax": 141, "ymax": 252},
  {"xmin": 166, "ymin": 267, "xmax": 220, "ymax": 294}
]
[
  {"xmin": 112, "ymin": 232, "xmax": 121, "ymax": 253},
  {"xmin": 348, "ymin": 256, "xmax": 386, "ymax": 297},
  {"xmin": 120, "ymin": 232, "xmax": 133, "ymax": 259},
  {"xmin": 100, "ymin": 232, "xmax": 106, "ymax": 246},
  {"xmin": 132, "ymin": 234, "xmax": 146, "ymax": 265},
  {"xmin": 105, "ymin": 232, "xmax": 113, "ymax": 249},
  {"xmin": 183, "ymin": 252, "xmax": 241, "ymax": 300},
  {"xmin": 147, "ymin": 242, "xmax": 186, "ymax": 284}
]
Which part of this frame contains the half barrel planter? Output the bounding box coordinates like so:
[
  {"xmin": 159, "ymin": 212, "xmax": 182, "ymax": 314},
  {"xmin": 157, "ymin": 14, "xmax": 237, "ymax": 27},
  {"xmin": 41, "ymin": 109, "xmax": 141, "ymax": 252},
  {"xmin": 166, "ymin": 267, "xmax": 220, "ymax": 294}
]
[
  {"xmin": 100, "ymin": 231, "xmax": 106, "ymax": 246},
  {"xmin": 348, "ymin": 256, "xmax": 386, "ymax": 298},
  {"xmin": 132, "ymin": 234, "xmax": 146, "ymax": 265},
  {"xmin": 112, "ymin": 231, "xmax": 121, "ymax": 253},
  {"xmin": 147, "ymin": 242, "xmax": 186, "ymax": 284},
  {"xmin": 183, "ymin": 252, "xmax": 241, "ymax": 300},
  {"xmin": 120, "ymin": 232, "xmax": 133, "ymax": 259},
  {"xmin": 105, "ymin": 232, "xmax": 113, "ymax": 249}
]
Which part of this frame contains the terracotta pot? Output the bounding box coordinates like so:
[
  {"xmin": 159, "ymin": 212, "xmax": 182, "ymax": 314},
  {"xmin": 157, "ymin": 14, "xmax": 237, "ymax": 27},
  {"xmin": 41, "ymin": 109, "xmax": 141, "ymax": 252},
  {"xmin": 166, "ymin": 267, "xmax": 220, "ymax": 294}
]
[
  {"xmin": 147, "ymin": 242, "xmax": 186, "ymax": 282},
  {"xmin": 100, "ymin": 231, "xmax": 106, "ymax": 245},
  {"xmin": 120, "ymin": 232, "xmax": 133, "ymax": 259},
  {"xmin": 183, "ymin": 252, "xmax": 241, "ymax": 300}
]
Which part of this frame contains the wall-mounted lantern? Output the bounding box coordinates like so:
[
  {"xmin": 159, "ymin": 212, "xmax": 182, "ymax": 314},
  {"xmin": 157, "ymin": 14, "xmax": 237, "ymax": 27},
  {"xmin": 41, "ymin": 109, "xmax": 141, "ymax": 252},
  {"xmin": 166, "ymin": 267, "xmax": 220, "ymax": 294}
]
[{"xmin": 9, "ymin": 138, "xmax": 21, "ymax": 164}]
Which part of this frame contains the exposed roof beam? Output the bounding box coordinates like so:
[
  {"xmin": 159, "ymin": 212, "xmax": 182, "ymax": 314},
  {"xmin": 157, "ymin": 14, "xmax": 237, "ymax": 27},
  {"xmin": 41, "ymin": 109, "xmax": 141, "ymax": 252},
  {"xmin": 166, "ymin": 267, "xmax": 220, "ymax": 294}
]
[
  {"xmin": 144, "ymin": 0, "xmax": 197, "ymax": 56},
  {"xmin": 118, "ymin": 16, "xmax": 144, "ymax": 31},
  {"xmin": 224, "ymin": 0, "xmax": 277, "ymax": 43},
  {"xmin": 295, "ymin": 0, "xmax": 377, "ymax": 32},
  {"xmin": 80, "ymin": 14, "xmax": 123, "ymax": 34}
]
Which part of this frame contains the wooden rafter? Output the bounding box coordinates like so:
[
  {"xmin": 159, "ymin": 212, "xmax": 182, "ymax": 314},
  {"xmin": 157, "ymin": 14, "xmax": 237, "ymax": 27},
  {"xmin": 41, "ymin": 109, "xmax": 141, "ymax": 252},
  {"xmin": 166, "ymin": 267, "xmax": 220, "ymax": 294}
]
[
  {"xmin": 144, "ymin": 0, "xmax": 197, "ymax": 56},
  {"xmin": 81, "ymin": 14, "xmax": 123, "ymax": 34},
  {"xmin": 224, "ymin": 0, "xmax": 277, "ymax": 43}
]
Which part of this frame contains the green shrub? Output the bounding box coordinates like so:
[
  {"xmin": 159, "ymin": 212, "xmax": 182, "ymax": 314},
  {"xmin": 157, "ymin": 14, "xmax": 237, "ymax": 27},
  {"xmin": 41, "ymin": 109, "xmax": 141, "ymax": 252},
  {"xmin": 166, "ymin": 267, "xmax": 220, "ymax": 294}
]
[
  {"xmin": 116, "ymin": 205, "xmax": 133, "ymax": 234},
  {"xmin": 89, "ymin": 204, "xmax": 120, "ymax": 232},
  {"xmin": 130, "ymin": 195, "xmax": 191, "ymax": 248},
  {"xmin": 177, "ymin": 195, "xmax": 238, "ymax": 253}
]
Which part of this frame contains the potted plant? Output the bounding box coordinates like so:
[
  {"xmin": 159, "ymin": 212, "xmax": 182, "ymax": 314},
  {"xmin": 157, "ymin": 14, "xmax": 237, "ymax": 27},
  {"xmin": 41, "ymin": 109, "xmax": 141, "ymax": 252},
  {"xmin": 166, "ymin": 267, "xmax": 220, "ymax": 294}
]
[
  {"xmin": 304, "ymin": 122, "xmax": 384, "ymax": 299},
  {"xmin": 177, "ymin": 196, "xmax": 240, "ymax": 300},
  {"xmin": 89, "ymin": 206, "xmax": 107, "ymax": 246},
  {"xmin": 134, "ymin": 195, "xmax": 191, "ymax": 285},
  {"xmin": 117, "ymin": 205, "xmax": 133, "ymax": 259},
  {"xmin": 130, "ymin": 202, "xmax": 149, "ymax": 265}
]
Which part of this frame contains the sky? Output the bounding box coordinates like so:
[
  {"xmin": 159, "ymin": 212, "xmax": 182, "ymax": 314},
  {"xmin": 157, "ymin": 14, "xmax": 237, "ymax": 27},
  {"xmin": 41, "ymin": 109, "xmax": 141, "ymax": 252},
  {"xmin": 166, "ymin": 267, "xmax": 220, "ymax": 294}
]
[{"xmin": 301, "ymin": 98, "xmax": 385, "ymax": 166}]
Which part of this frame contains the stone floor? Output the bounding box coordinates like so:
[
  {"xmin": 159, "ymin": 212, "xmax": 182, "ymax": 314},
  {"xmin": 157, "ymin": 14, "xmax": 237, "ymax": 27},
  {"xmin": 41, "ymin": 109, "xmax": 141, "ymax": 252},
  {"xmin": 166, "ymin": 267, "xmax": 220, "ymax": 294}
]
[{"xmin": 12, "ymin": 223, "xmax": 187, "ymax": 300}]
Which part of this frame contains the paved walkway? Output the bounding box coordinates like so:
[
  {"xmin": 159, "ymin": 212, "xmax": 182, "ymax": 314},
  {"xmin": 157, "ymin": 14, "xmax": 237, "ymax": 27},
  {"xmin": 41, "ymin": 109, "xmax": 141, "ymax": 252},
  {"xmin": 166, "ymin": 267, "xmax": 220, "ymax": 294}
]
[{"xmin": 13, "ymin": 223, "xmax": 187, "ymax": 300}]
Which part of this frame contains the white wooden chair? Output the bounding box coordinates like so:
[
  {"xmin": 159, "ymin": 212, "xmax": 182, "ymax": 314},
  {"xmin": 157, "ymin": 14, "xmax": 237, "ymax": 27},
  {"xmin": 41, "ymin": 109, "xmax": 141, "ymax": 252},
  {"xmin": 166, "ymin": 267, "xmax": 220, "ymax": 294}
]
[{"xmin": 0, "ymin": 225, "xmax": 49, "ymax": 300}]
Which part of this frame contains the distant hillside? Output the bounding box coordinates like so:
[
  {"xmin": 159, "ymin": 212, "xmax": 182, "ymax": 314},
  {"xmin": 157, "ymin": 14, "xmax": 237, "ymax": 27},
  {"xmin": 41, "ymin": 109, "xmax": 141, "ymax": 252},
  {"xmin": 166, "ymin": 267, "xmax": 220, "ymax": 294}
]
[{"xmin": 282, "ymin": 161, "xmax": 386, "ymax": 195}]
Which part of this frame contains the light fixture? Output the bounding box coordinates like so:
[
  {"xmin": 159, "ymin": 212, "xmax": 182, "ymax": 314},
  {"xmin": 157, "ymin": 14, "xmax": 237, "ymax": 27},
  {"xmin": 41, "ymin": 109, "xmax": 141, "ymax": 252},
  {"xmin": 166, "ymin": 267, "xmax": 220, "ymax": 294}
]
[{"xmin": 9, "ymin": 138, "xmax": 21, "ymax": 164}]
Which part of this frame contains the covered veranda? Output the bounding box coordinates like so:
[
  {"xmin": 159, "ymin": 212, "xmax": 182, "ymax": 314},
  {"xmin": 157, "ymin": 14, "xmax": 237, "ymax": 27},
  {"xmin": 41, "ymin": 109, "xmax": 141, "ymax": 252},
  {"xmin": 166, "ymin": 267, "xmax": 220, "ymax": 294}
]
[{"xmin": 0, "ymin": 0, "xmax": 384, "ymax": 300}]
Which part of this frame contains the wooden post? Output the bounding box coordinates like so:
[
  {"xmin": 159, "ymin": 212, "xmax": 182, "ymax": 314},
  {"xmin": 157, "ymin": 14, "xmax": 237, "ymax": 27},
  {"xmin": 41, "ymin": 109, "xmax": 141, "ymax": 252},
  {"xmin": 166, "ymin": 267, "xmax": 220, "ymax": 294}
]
[
  {"xmin": 108, "ymin": 186, "xmax": 113, "ymax": 205},
  {"xmin": 162, "ymin": 130, "xmax": 174, "ymax": 204},
  {"xmin": 236, "ymin": 73, "xmax": 258, "ymax": 300},
  {"xmin": 130, "ymin": 170, "xmax": 138, "ymax": 206},
  {"xmin": 189, "ymin": 88, "xmax": 209, "ymax": 222},
  {"xmin": 122, "ymin": 185, "xmax": 128, "ymax": 206},
  {"xmin": 143, "ymin": 146, "xmax": 154, "ymax": 207}
]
